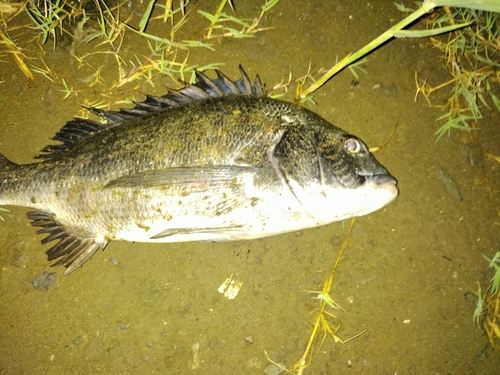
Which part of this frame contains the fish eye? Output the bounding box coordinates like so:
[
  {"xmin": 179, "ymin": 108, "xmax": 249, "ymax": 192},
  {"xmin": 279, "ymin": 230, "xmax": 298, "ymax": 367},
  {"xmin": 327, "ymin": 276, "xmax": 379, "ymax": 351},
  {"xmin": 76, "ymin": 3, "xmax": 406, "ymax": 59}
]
[{"xmin": 343, "ymin": 138, "xmax": 361, "ymax": 154}]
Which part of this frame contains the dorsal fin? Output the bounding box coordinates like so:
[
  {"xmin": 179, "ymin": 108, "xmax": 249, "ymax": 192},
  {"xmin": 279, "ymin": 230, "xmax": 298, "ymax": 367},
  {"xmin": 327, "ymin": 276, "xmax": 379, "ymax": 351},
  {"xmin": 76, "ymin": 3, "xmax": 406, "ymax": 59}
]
[
  {"xmin": 36, "ymin": 117, "xmax": 111, "ymax": 160},
  {"xmin": 36, "ymin": 66, "xmax": 266, "ymax": 160}
]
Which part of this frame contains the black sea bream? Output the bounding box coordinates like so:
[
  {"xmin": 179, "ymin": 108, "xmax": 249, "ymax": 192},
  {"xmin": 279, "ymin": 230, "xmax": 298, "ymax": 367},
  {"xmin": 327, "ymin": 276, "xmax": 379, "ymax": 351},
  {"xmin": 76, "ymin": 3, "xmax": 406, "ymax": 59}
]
[{"xmin": 0, "ymin": 67, "xmax": 398, "ymax": 274}]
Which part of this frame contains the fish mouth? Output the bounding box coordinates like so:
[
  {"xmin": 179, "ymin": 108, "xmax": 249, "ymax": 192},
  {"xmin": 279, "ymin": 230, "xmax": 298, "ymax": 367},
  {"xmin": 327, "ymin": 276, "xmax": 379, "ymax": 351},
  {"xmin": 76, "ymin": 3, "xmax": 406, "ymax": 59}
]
[
  {"xmin": 365, "ymin": 174, "xmax": 399, "ymax": 196},
  {"xmin": 365, "ymin": 173, "xmax": 397, "ymax": 186}
]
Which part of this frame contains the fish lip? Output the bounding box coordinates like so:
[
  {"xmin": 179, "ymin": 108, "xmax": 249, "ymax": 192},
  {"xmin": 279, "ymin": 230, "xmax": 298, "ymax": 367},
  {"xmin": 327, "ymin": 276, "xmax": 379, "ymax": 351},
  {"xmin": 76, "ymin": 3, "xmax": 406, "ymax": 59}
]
[
  {"xmin": 364, "ymin": 173, "xmax": 398, "ymax": 186},
  {"xmin": 364, "ymin": 173, "xmax": 399, "ymax": 199}
]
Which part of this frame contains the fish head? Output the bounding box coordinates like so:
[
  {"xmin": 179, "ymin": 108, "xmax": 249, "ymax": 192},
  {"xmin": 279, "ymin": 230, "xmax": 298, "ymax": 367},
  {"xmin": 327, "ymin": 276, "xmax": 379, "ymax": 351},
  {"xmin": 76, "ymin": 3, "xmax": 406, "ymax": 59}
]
[
  {"xmin": 274, "ymin": 121, "xmax": 398, "ymax": 222},
  {"xmin": 314, "ymin": 126, "xmax": 398, "ymax": 219}
]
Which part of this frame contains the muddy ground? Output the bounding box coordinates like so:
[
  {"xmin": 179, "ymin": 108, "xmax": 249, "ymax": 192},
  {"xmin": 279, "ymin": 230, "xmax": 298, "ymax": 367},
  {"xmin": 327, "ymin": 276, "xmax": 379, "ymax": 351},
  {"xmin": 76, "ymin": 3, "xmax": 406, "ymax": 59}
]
[{"xmin": 1, "ymin": 1, "xmax": 499, "ymax": 374}]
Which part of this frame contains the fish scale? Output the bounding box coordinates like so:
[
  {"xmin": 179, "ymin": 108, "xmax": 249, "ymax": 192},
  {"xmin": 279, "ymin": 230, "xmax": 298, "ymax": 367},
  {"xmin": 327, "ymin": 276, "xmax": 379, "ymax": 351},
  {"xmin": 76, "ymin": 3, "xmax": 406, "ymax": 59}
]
[{"xmin": 0, "ymin": 66, "xmax": 398, "ymax": 274}]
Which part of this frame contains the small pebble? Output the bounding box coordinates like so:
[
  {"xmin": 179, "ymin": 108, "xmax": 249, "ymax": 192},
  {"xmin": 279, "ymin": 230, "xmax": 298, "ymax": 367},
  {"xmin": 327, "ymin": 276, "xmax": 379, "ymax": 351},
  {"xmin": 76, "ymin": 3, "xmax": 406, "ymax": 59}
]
[
  {"xmin": 117, "ymin": 323, "xmax": 130, "ymax": 330},
  {"xmin": 73, "ymin": 335, "xmax": 83, "ymax": 346},
  {"xmin": 32, "ymin": 271, "xmax": 57, "ymax": 291},
  {"xmin": 436, "ymin": 168, "xmax": 462, "ymax": 202},
  {"xmin": 264, "ymin": 363, "xmax": 286, "ymax": 375},
  {"xmin": 465, "ymin": 142, "xmax": 484, "ymax": 167},
  {"xmin": 110, "ymin": 257, "xmax": 119, "ymax": 266},
  {"xmin": 10, "ymin": 241, "xmax": 30, "ymax": 267},
  {"xmin": 384, "ymin": 83, "xmax": 398, "ymax": 95},
  {"xmin": 244, "ymin": 335, "xmax": 254, "ymax": 344}
]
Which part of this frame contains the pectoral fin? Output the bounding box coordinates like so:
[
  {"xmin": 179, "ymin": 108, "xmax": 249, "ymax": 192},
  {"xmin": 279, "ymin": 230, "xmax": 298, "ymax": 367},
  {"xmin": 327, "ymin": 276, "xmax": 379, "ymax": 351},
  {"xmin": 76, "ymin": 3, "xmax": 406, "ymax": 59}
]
[{"xmin": 104, "ymin": 165, "xmax": 255, "ymax": 191}]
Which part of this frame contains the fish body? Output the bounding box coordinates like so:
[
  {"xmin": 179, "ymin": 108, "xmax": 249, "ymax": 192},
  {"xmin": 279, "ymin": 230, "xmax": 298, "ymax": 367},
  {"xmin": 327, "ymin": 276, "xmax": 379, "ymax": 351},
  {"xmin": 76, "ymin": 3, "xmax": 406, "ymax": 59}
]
[{"xmin": 0, "ymin": 67, "xmax": 398, "ymax": 274}]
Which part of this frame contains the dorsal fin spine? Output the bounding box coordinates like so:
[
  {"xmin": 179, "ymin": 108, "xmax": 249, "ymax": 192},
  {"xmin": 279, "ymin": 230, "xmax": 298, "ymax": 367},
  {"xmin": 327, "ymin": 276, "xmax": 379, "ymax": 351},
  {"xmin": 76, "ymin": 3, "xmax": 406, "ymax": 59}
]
[{"xmin": 36, "ymin": 67, "xmax": 267, "ymax": 160}]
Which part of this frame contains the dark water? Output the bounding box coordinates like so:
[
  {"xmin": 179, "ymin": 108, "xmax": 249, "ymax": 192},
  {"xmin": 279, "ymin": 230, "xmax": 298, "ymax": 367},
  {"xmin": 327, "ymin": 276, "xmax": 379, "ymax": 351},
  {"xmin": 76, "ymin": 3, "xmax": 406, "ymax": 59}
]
[{"xmin": 1, "ymin": 1, "xmax": 499, "ymax": 373}]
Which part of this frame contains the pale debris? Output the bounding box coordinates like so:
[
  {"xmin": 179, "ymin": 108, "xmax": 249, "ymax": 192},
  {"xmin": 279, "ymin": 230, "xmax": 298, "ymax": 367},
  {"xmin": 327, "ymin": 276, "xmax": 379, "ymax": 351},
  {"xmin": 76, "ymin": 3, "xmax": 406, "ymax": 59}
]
[{"xmin": 217, "ymin": 274, "xmax": 243, "ymax": 299}]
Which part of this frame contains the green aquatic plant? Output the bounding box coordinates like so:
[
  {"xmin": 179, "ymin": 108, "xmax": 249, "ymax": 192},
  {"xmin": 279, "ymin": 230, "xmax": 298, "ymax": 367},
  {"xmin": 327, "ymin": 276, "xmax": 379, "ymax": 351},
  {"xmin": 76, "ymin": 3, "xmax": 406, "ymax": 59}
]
[
  {"xmin": 198, "ymin": 0, "xmax": 279, "ymax": 39},
  {"xmin": 295, "ymin": 0, "xmax": 500, "ymax": 132},
  {"xmin": 2, "ymin": 0, "xmax": 280, "ymax": 105},
  {"xmin": 475, "ymin": 252, "xmax": 500, "ymax": 349},
  {"xmin": 415, "ymin": 7, "xmax": 500, "ymax": 140},
  {"xmin": 0, "ymin": 28, "xmax": 35, "ymax": 81},
  {"xmin": 266, "ymin": 219, "xmax": 366, "ymax": 375},
  {"xmin": 25, "ymin": 0, "xmax": 82, "ymax": 47},
  {"xmin": 297, "ymin": 0, "xmax": 481, "ymax": 100}
]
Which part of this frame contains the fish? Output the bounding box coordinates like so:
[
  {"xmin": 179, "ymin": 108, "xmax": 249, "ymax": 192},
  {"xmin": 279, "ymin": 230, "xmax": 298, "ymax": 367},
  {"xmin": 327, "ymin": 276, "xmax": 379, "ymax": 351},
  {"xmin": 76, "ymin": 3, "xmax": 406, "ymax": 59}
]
[{"xmin": 0, "ymin": 66, "xmax": 398, "ymax": 274}]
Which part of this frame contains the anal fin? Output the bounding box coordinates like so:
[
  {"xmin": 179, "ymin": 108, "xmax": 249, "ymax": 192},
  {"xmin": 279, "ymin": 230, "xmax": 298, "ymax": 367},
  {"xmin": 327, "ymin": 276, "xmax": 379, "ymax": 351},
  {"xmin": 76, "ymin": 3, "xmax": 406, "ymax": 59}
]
[
  {"xmin": 150, "ymin": 225, "xmax": 244, "ymax": 240},
  {"xmin": 27, "ymin": 211, "xmax": 108, "ymax": 275}
]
